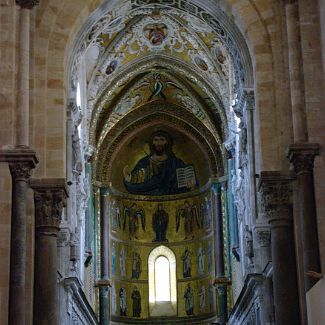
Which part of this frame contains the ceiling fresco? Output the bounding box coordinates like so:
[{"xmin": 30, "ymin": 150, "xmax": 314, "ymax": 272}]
[{"xmin": 69, "ymin": 0, "xmax": 252, "ymax": 183}]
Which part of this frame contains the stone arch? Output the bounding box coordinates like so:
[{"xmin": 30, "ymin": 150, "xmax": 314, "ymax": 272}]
[
  {"xmin": 94, "ymin": 104, "xmax": 224, "ymax": 183},
  {"xmin": 88, "ymin": 54, "xmax": 229, "ymax": 148},
  {"xmin": 31, "ymin": 0, "xmax": 285, "ymax": 177},
  {"xmin": 148, "ymin": 245, "xmax": 177, "ymax": 316}
]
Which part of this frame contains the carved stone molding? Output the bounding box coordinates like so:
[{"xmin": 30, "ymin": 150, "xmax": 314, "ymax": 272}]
[
  {"xmin": 258, "ymin": 171, "xmax": 295, "ymax": 224},
  {"xmin": 15, "ymin": 0, "xmax": 39, "ymax": 9},
  {"xmin": 31, "ymin": 178, "xmax": 68, "ymax": 232},
  {"xmin": 287, "ymin": 143, "xmax": 320, "ymax": 175}
]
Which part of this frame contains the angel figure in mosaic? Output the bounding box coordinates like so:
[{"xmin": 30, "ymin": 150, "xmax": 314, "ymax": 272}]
[
  {"xmin": 123, "ymin": 203, "xmax": 145, "ymax": 240},
  {"xmin": 176, "ymin": 201, "xmax": 199, "ymax": 240}
]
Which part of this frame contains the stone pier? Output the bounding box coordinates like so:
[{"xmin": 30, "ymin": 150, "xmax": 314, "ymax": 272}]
[{"xmin": 31, "ymin": 179, "xmax": 68, "ymax": 325}]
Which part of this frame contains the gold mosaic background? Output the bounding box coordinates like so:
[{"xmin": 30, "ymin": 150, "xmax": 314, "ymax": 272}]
[
  {"xmin": 110, "ymin": 125, "xmax": 211, "ymax": 192},
  {"xmin": 108, "ymin": 189, "xmax": 217, "ymax": 320}
]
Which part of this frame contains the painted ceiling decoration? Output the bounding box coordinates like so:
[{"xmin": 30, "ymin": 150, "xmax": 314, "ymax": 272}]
[
  {"xmin": 89, "ymin": 56, "xmax": 228, "ymax": 148},
  {"xmin": 69, "ymin": 0, "xmax": 252, "ymax": 184}
]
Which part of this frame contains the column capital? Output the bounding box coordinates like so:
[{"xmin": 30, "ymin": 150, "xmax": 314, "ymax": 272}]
[
  {"xmin": 100, "ymin": 186, "xmax": 110, "ymax": 196},
  {"xmin": 15, "ymin": 0, "xmax": 39, "ymax": 9},
  {"xmin": 31, "ymin": 178, "xmax": 68, "ymax": 232},
  {"xmin": 9, "ymin": 162, "xmax": 33, "ymax": 180},
  {"xmin": 258, "ymin": 171, "xmax": 295, "ymax": 224},
  {"xmin": 0, "ymin": 148, "xmax": 38, "ymax": 180},
  {"xmin": 287, "ymin": 143, "xmax": 320, "ymax": 174}
]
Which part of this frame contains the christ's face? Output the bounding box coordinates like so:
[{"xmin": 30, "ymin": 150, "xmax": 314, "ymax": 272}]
[{"xmin": 152, "ymin": 135, "xmax": 167, "ymax": 155}]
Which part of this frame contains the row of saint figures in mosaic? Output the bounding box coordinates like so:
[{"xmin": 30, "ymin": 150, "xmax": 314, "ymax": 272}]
[
  {"xmin": 113, "ymin": 281, "xmax": 216, "ymax": 318},
  {"xmin": 109, "ymin": 197, "xmax": 213, "ymax": 241},
  {"xmin": 111, "ymin": 241, "xmax": 214, "ymax": 280}
]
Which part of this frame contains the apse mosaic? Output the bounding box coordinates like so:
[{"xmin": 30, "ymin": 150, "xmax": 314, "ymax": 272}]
[
  {"xmin": 108, "ymin": 189, "xmax": 216, "ymax": 320},
  {"xmin": 123, "ymin": 129, "xmax": 198, "ymax": 196},
  {"xmin": 110, "ymin": 126, "xmax": 210, "ymax": 194}
]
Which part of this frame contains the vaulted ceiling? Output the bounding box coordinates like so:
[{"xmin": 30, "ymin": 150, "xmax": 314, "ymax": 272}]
[{"xmin": 69, "ymin": 0, "xmax": 252, "ymax": 183}]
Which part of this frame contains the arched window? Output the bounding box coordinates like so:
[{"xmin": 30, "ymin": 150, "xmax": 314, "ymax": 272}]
[
  {"xmin": 148, "ymin": 246, "xmax": 177, "ymax": 316},
  {"xmin": 154, "ymin": 256, "xmax": 170, "ymax": 302}
]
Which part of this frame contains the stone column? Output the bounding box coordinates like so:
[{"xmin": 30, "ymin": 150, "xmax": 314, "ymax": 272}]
[
  {"xmin": 31, "ymin": 179, "xmax": 68, "ymax": 325},
  {"xmin": 0, "ymin": 149, "xmax": 38, "ymax": 325},
  {"xmin": 285, "ymin": 0, "xmax": 307, "ymax": 142},
  {"xmin": 15, "ymin": 0, "xmax": 39, "ymax": 147},
  {"xmin": 244, "ymin": 90, "xmax": 257, "ymax": 224},
  {"xmin": 258, "ymin": 171, "xmax": 300, "ymax": 325},
  {"xmin": 288, "ymin": 144, "xmax": 321, "ymax": 291},
  {"xmin": 285, "ymin": 3, "xmax": 321, "ymax": 319},
  {"xmin": 99, "ymin": 187, "xmax": 110, "ymax": 324},
  {"xmin": 212, "ymin": 183, "xmax": 227, "ymax": 325},
  {"xmin": 224, "ymin": 139, "xmax": 240, "ymax": 261}
]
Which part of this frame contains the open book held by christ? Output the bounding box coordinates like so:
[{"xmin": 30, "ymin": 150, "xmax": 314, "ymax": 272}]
[{"xmin": 176, "ymin": 165, "xmax": 196, "ymax": 188}]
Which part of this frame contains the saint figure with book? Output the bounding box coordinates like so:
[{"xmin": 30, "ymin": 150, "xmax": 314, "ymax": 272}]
[{"xmin": 123, "ymin": 130, "xmax": 197, "ymax": 195}]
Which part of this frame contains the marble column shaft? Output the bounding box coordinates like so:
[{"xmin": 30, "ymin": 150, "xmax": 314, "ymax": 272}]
[
  {"xmin": 31, "ymin": 179, "xmax": 68, "ymax": 325},
  {"xmin": 259, "ymin": 172, "xmax": 300, "ymax": 325},
  {"xmin": 100, "ymin": 187, "xmax": 110, "ymax": 325},
  {"xmin": 285, "ymin": 1, "xmax": 321, "ymax": 321},
  {"xmin": 213, "ymin": 183, "xmax": 227, "ymax": 324},
  {"xmin": 0, "ymin": 149, "xmax": 38, "ymax": 325},
  {"xmin": 214, "ymin": 185, "xmax": 225, "ymax": 277}
]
